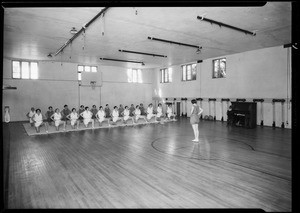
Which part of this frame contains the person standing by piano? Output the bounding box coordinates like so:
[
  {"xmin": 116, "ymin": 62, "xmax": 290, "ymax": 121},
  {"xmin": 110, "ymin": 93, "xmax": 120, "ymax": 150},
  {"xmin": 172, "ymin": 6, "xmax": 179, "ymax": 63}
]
[{"xmin": 190, "ymin": 99, "xmax": 203, "ymax": 142}]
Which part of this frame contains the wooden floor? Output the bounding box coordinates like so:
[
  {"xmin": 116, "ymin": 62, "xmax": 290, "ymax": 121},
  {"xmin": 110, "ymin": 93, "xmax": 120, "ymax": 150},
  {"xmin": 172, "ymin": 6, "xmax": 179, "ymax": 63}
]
[{"xmin": 4, "ymin": 118, "xmax": 291, "ymax": 211}]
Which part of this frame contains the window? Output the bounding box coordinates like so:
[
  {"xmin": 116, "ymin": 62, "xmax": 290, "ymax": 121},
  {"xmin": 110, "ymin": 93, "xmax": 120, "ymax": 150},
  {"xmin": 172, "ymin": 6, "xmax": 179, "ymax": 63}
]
[
  {"xmin": 182, "ymin": 63, "xmax": 196, "ymax": 81},
  {"xmin": 78, "ymin": 72, "xmax": 82, "ymax": 81},
  {"xmin": 127, "ymin": 68, "xmax": 142, "ymax": 83},
  {"xmin": 213, "ymin": 58, "xmax": 226, "ymax": 78},
  {"xmin": 78, "ymin": 65, "xmax": 97, "ymax": 73},
  {"xmin": 160, "ymin": 68, "xmax": 172, "ymax": 83},
  {"xmin": 12, "ymin": 60, "xmax": 39, "ymax": 79}
]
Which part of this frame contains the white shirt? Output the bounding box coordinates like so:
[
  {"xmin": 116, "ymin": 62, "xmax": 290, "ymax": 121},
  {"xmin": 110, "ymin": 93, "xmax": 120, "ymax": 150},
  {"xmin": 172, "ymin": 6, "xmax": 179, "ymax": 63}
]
[
  {"xmin": 97, "ymin": 110, "xmax": 105, "ymax": 118},
  {"xmin": 135, "ymin": 109, "xmax": 141, "ymax": 115},
  {"xmin": 112, "ymin": 110, "xmax": 119, "ymax": 118},
  {"xmin": 82, "ymin": 111, "xmax": 92, "ymax": 119},
  {"xmin": 34, "ymin": 113, "xmax": 43, "ymax": 123},
  {"xmin": 53, "ymin": 112, "xmax": 62, "ymax": 121},
  {"xmin": 147, "ymin": 107, "xmax": 153, "ymax": 115},
  {"xmin": 70, "ymin": 112, "xmax": 78, "ymax": 120}
]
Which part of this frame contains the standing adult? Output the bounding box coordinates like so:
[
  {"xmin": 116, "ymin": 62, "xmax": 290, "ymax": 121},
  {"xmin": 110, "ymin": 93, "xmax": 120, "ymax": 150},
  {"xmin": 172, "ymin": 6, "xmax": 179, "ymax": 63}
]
[{"xmin": 190, "ymin": 99, "xmax": 203, "ymax": 142}]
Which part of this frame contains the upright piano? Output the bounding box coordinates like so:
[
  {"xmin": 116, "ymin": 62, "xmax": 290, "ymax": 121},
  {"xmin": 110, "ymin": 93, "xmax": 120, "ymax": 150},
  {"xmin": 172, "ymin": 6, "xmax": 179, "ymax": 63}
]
[{"xmin": 230, "ymin": 102, "xmax": 257, "ymax": 128}]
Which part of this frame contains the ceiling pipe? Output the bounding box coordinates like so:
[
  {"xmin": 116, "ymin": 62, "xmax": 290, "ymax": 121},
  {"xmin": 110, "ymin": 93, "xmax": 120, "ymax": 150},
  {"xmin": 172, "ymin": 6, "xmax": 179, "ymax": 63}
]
[
  {"xmin": 100, "ymin": 57, "xmax": 144, "ymax": 65},
  {"xmin": 119, "ymin": 49, "xmax": 167, "ymax": 58},
  {"xmin": 147, "ymin": 36, "xmax": 202, "ymax": 50},
  {"xmin": 197, "ymin": 16, "xmax": 256, "ymax": 36},
  {"xmin": 53, "ymin": 7, "xmax": 109, "ymax": 56}
]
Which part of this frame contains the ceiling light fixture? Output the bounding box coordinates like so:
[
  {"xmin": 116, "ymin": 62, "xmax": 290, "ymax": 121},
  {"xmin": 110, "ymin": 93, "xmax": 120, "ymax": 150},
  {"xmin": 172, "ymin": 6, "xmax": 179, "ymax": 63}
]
[
  {"xmin": 197, "ymin": 16, "xmax": 256, "ymax": 36},
  {"xmin": 70, "ymin": 27, "xmax": 77, "ymax": 34},
  {"xmin": 100, "ymin": 57, "xmax": 145, "ymax": 65},
  {"xmin": 119, "ymin": 49, "xmax": 167, "ymax": 58},
  {"xmin": 147, "ymin": 37, "xmax": 202, "ymax": 52}
]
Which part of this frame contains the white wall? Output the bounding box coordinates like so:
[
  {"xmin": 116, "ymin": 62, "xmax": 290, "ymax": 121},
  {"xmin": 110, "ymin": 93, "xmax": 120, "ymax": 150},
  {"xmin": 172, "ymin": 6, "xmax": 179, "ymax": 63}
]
[
  {"xmin": 2, "ymin": 59, "xmax": 153, "ymax": 121},
  {"xmin": 152, "ymin": 45, "xmax": 292, "ymax": 128}
]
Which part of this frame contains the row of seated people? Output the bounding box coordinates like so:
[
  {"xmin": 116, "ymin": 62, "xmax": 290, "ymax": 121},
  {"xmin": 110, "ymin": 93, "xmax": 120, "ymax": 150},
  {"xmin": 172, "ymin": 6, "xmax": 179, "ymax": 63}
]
[{"xmin": 26, "ymin": 103, "xmax": 177, "ymax": 133}]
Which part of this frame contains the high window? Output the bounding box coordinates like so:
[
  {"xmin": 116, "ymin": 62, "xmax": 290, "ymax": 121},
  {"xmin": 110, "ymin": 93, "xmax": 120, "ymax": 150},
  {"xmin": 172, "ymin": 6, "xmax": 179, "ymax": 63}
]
[
  {"xmin": 78, "ymin": 65, "xmax": 98, "ymax": 73},
  {"xmin": 160, "ymin": 68, "xmax": 172, "ymax": 83},
  {"xmin": 12, "ymin": 60, "xmax": 38, "ymax": 79},
  {"xmin": 127, "ymin": 69, "xmax": 142, "ymax": 83},
  {"xmin": 212, "ymin": 58, "xmax": 226, "ymax": 78},
  {"xmin": 182, "ymin": 63, "xmax": 196, "ymax": 81}
]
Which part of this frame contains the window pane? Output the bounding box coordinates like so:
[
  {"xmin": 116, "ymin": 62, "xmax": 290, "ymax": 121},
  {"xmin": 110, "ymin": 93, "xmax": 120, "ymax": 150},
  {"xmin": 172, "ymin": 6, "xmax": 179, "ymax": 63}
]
[
  {"xmin": 161, "ymin": 69, "xmax": 164, "ymax": 83},
  {"xmin": 164, "ymin": 69, "xmax": 168, "ymax": 82},
  {"xmin": 91, "ymin": 66, "xmax": 97, "ymax": 72},
  {"xmin": 30, "ymin": 62, "xmax": 38, "ymax": 79},
  {"xmin": 78, "ymin": 65, "xmax": 84, "ymax": 72},
  {"xmin": 127, "ymin": 69, "xmax": 132, "ymax": 82},
  {"xmin": 12, "ymin": 61, "xmax": 21, "ymax": 78},
  {"xmin": 192, "ymin": 64, "xmax": 197, "ymax": 80},
  {"xmin": 220, "ymin": 58, "xmax": 226, "ymax": 77},
  {"xmin": 187, "ymin": 65, "xmax": 192, "ymax": 80},
  {"xmin": 168, "ymin": 68, "xmax": 172, "ymax": 82},
  {"xmin": 21, "ymin": 62, "xmax": 30, "ymax": 79},
  {"xmin": 213, "ymin": 60, "xmax": 219, "ymax": 78},
  {"xmin": 78, "ymin": 72, "xmax": 82, "ymax": 81},
  {"xmin": 182, "ymin": 65, "xmax": 186, "ymax": 81},
  {"xmin": 132, "ymin": 69, "xmax": 137, "ymax": 82},
  {"xmin": 137, "ymin": 69, "xmax": 142, "ymax": 83},
  {"xmin": 84, "ymin": 66, "xmax": 90, "ymax": 72}
]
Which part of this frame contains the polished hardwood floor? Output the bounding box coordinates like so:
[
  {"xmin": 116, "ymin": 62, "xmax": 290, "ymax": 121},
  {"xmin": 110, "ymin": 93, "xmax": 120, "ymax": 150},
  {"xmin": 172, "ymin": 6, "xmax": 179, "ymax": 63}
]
[{"xmin": 3, "ymin": 118, "xmax": 291, "ymax": 210}]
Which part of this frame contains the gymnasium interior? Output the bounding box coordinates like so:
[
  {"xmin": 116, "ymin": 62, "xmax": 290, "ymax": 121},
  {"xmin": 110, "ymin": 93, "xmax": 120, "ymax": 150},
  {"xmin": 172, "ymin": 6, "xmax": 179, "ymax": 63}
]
[{"xmin": 2, "ymin": 2, "xmax": 298, "ymax": 211}]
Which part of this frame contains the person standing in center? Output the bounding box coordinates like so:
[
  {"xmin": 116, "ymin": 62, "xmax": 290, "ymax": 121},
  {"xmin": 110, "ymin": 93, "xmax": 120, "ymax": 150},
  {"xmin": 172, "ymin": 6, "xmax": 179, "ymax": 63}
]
[{"xmin": 190, "ymin": 99, "xmax": 203, "ymax": 142}]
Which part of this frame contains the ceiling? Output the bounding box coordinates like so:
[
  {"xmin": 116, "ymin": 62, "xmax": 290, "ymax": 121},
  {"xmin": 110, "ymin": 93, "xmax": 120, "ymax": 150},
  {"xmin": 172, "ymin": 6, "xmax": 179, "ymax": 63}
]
[{"xmin": 3, "ymin": 3, "xmax": 291, "ymax": 69}]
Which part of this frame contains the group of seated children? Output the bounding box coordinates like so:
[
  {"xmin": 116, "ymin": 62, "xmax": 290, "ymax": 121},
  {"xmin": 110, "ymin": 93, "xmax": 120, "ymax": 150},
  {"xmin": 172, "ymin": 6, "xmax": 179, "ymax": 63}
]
[{"xmin": 26, "ymin": 103, "xmax": 177, "ymax": 133}]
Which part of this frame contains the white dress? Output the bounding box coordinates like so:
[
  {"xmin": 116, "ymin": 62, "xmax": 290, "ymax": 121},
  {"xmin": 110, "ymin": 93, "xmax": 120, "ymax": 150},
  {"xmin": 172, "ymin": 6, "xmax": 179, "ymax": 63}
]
[
  {"xmin": 34, "ymin": 113, "xmax": 43, "ymax": 127},
  {"xmin": 147, "ymin": 107, "xmax": 154, "ymax": 120},
  {"xmin": 157, "ymin": 107, "xmax": 163, "ymax": 117},
  {"xmin": 123, "ymin": 109, "xmax": 130, "ymax": 121},
  {"xmin": 82, "ymin": 111, "xmax": 92, "ymax": 125},
  {"xmin": 135, "ymin": 109, "xmax": 141, "ymax": 120},
  {"xmin": 70, "ymin": 112, "xmax": 78, "ymax": 126},
  {"xmin": 112, "ymin": 110, "xmax": 119, "ymax": 123},
  {"xmin": 97, "ymin": 110, "xmax": 105, "ymax": 122},
  {"xmin": 167, "ymin": 107, "xmax": 173, "ymax": 118},
  {"xmin": 28, "ymin": 111, "xmax": 35, "ymax": 123},
  {"xmin": 53, "ymin": 112, "xmax": 62, "ymax": 127}
]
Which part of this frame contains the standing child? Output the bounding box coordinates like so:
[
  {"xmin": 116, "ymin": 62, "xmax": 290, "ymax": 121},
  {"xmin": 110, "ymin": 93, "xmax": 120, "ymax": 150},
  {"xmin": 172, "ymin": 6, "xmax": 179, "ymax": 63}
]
[
  {"xmin": 26, "ymin": 107, "xmax": 35, "ymax": 127},
  {"xmin": 190, "ymin": 99, "xmax": 203, "ymax": 142},
  {"xmin": 32, "ymin": 109, "xmax": 48, "ymax": 133}
]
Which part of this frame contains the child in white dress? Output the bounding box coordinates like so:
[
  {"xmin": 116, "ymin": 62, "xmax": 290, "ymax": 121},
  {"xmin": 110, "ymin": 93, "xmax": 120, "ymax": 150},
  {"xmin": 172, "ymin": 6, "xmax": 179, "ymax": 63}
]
[
  {"xmin": 26, "ymin": 107, "xmax": 35, "ymax": 127},
  {"xmin": 122, "ymin": 106, "xmax": 135, "ymax": 124},
  {"xmin": 133, "ymin": 105, "xmax": 148, "ymax": 124},
  {"xmin": 80, "ymin": 106, "xmax": 94, "ymax": 128},
  {"xmin": 51, "ymin": 108, "xmax": 66, "ymax": 131},
  {"xmin": 32, "ymin": 109, "xmax": 48, "ymax": 133},
  {"xmin": 67, "ymin": 108, "xmax": 80, "ymax": 129},
  {"xmin": 96, "ymin": 106, "xmax": 110, "ymax": 126},
  {"xmin": 111, "ymin": 106, "xmax": 122, "ymax": 125}
]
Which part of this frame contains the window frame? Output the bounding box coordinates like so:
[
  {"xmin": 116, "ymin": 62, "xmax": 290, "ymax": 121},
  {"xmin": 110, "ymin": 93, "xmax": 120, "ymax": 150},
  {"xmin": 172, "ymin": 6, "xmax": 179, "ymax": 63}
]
[
  {"xmin": 182, "ymin": 63, "xmax": 197, "ymax": 81},
  {"xmin": 160, "ymin": 68, "xmax": 172, "ymax": 83},
  {"xmin": 12, "ymin": 60, "xmax": 39, "ymax": 79},
  {"xmin": 212, "ymin": 58, "xmax": 226, "ymax": 79},
  {"xmin": 127, "ymin": 68, "xmax": 142, "ymax": 83},
  {"xmin": 77, "ymin": 65, "xmax": 98, "ymax": 73}
]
